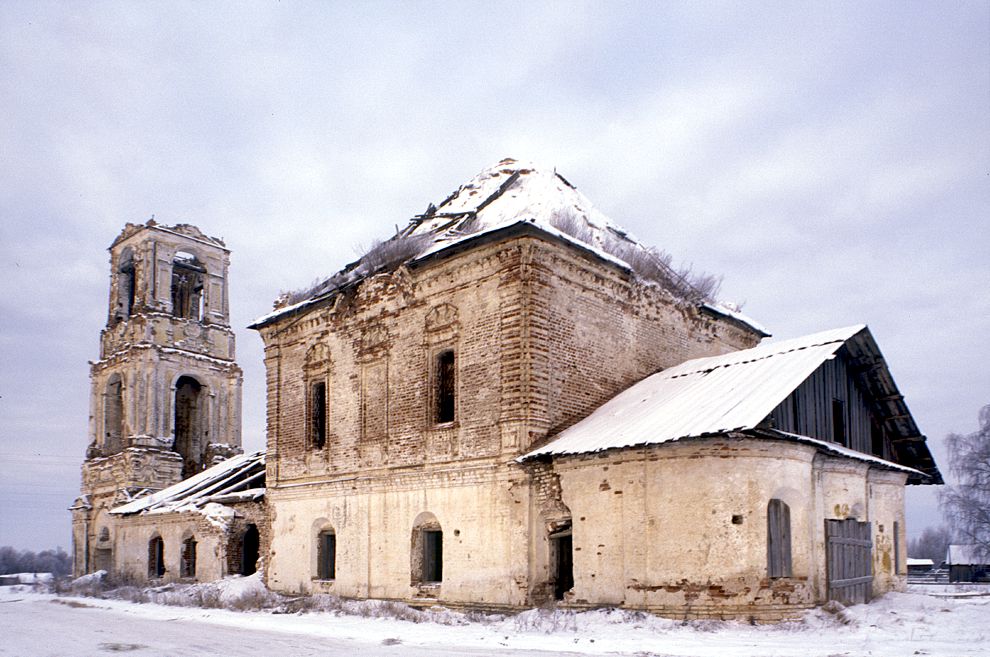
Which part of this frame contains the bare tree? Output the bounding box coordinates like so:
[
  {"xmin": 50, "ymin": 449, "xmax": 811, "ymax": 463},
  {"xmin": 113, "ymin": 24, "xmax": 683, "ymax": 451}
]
[
  {"xmin": 908, "ymin": 526, "xmax": 952, "ymax": 564},
  {"xmin": 940, "ymin": 404, "xmax": 990, "ymax": 561}
]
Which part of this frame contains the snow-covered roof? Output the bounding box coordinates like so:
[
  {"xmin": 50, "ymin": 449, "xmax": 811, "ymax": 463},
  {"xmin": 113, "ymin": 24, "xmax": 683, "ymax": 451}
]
[
  {"xmin": 522, "ymin": 325, "xmax": 940, "ymax": 483},
  {"xmin": 907, "ymin": 558, "xmax": 935, "ymax": 567},
  {"xmin": 251, "ymin": 159, "xmax": 762, "ymax": 333},
  {"xmin": 946, "ymin": 545, "xmax": 989, "ymax": 566},
  {"xmin": 523, "ymin": 325, "xmax": 864, "ymax": 458},
  {"xmin": 110, "ymin": 450, "xmax": 264, "ymax": 516}
]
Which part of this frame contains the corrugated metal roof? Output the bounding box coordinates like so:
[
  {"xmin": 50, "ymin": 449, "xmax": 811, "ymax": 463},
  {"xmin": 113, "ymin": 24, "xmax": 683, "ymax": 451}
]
[
  {"xmin": 110, "ymin": 450, "xmax": 265, "ymax": 516},
  {"xmin": 523, "ymin": 325, "xmax": 866, "ymax": 458}
]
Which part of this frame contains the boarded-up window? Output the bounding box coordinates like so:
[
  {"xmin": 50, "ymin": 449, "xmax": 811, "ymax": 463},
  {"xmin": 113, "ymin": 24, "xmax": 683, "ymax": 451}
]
[
  {"xmin": 423, "ymin": 530, "xmax": 443, "ymax": 583},
  {"xmin": 435, "ymin": 350, "xmax": 455, "ymax": 424},
  {"xmin": 181, "ymin": 536, "xmax": 197, "ymax": 578},
  {"xmin": 317, "ymin": 530, "xmax": 336, "ymax": 580},
  {"xmin": 148, "ymin": 536, "xmax": 165, "ymax": 578},
  {"xmin": 893, "ymin": 521, "xmax": 901, "ymax": 574},
  {"xmin": 767, "ymin": 499, "xmax": 792, "ymax": 578},
  {"xmin": 104, "ymin": 376, "xmax": 124, "ymax": 454},
  {"xmin": 310, "ymin": 380, "xmax": 327, "ymax": 449}
]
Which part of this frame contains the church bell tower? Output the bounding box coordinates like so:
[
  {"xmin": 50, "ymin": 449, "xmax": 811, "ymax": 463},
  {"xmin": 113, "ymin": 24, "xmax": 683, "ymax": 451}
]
[{"xmin": 71, "ymin": 220, "xmax": 243, "ymax": 576}]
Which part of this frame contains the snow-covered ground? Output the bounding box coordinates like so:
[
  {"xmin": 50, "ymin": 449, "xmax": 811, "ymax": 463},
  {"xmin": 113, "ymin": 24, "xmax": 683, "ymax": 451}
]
[{"xmin": 0, "ymin": 581, "xmax": 987, "ymax": 657}]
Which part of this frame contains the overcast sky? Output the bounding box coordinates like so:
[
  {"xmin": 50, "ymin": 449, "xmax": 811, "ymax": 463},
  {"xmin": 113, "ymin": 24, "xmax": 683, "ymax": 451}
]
[{"xmin": 1, "ymin": 1, "xmax": 987, "ymax": 552}]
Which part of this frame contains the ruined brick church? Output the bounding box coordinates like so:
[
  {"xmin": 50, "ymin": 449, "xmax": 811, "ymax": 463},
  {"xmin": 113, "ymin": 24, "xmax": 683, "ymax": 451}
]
[{"xmin": 74, "ymin": 159, "xmax": 941, "ymax": 619}]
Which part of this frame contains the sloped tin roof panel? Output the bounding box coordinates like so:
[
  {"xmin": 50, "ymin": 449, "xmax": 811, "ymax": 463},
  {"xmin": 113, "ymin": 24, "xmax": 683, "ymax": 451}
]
[
  {"xmin": 524, "ymin": 326, "xmax": 865, "ymax": 458},
  {"xmin": 110, "ymin": 450, "xmax": 265, "ymax": 516}
]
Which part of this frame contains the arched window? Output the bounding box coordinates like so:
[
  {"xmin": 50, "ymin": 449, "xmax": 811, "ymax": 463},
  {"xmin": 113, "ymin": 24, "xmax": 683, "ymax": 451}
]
[
  {"xmin": 104, "ymin": 374, "xmax": 124, "ymax": 454},
  {"xmin": 148, "ymin": 535, "xmax": 165, "ymax": 578},
  {"xmin": 116, "ymin": 247, "xmax": 136, "ymax": 321},
  {"xmin": 316, "ymin": 527, "xmax": 336, "ymax": 580},
  {"xmin": 171, "ymin": 251, "xmax": 205, "ymax": 321},
  {"xmin": 411, "ymin": 512, "xmax": 443, "ymax": 585},
  {"xmin": 181, "ymin": 535, "xmax": 197, "ymax": 578},
  {"xmin": 767, "ymin": 499, "xmax": 792, "ymax": 578},
  {"xmin": 174, "ymin": 375, "xmax": 203, "ymax": 478},
  {"xmin": 305, "ymin": 344, "xmax": 331, "ymax": 450}
]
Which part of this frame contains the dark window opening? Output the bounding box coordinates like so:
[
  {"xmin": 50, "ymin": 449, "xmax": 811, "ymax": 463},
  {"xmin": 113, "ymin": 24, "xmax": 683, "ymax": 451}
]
[
  {"xmin": 317, "ymin": 530, "xmax": 336, "ymax": 580},
  {"xmin": 148, "ymin": 536, "xmax": 165, "ymax": 579},
  {"xmin": 832, "ymin": 399, "xmax": 846, "ymax": 446},
  {"xmin": 550, "ymin": 526, "xmax": 574, "ymax": 600},
  {"xmin": 871, "ymin": 420, "xmax": 886, "ymax": 458},
  {"xmin": 435, "ymin": 350, "xmax": 455, "ymax": 424},
  {"xmin": 105, "ymin": 376, "xmax": 124, "ymax": 454},
  {"xmin": 174, "ymin": 376, "xmax": 203, "ymax": 479},
  {"xmin": 181, "ymin": 536, "xmax": 197, "ymax": 578},
  {"xmin": 171, "ymin": 252, "xmax": 205, "ymax": 321},
  {"xmin": 116, "ymin": 249, "xmax": 136, "ymax": 321},
  {"xmin": 310, "ymin": 380, "xmax": 327, "ymax": 449},
  {"xmin": 241, "ymin": 525, "xmax": 259, "ymax": 576},
  {"xmin": 422, "ymin": 530, "xmax": 443, "ymax": 583},
  {"xmin": 767, "ymin": 499, "xmax": 793, "ymax": 578}
]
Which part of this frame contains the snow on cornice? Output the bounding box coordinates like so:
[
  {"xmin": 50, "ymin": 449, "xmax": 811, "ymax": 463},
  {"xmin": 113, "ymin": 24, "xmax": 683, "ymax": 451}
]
[{"xmin": 252, "ymin": 158, "xmax": 762, "ymax": 331}]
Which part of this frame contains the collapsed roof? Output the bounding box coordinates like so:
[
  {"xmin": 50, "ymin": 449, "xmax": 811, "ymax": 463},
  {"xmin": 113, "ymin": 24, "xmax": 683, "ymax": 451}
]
[
  {"xmin": 111, "ymin": 450, "xmax": 265, "ymax": 517},
  {"xmin": 522, "ymin": 325, "xmax": 942, "ymax": 485},
  {"xmin": 250, "ymin": 158, "xmax": 758, "ymax": 332}
]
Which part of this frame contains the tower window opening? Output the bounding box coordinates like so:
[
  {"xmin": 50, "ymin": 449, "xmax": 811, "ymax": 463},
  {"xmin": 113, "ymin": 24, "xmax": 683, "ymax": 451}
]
[{"xmin": 171, "ymin": 252, "xmax": 205, "ymax": 321}]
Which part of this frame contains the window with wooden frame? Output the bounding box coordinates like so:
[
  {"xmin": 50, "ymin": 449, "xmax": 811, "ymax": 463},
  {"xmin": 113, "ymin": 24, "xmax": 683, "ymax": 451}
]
[
  {"xmin": 181, "ymin": 536, "xmax": 197, "ymax": 578},
  {"xmin": 422, "ymin": 530, "xmax": 443, "ymax": 583},
  {"xmin": 316, "ymin": 529, "xmax": 336, "ymax": 580},
  {"xmin": 410, "ymin": 513, "xmax": 443, "ymax": 586},
  {"xmin": 148, "ymin": 535, "xmax": 165, "ymax": 579},
  {"xmin": 434, "ymin": 349, "xmax": 456, "ymax": 424},
  {"xmin": 767, "ymin": 499, "xmax": 792, "ymax": 578}
]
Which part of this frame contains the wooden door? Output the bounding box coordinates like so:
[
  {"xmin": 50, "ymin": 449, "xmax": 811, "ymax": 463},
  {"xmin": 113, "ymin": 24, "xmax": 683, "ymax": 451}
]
[{"xmin": 826, "ymin": 518, "xmax": 873, "ymax": 605}]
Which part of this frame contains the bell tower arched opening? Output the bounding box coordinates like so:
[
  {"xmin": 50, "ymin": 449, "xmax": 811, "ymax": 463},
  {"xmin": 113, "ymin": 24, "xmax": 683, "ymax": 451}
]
[
  {"xmin": 174, "ymin": 375, "xmax": 204, "ymax": 478},
  {"xmin": 171, "ymin": 251, "xmax": 205, "ymax": 321}
]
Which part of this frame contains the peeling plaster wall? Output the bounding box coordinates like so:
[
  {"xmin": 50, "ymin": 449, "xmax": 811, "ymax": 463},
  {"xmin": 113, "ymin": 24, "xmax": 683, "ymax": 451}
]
[
  {"xmin": 266, "ymin": 469, "xmax": 532, "ymax": 606},
  {"xmin": 73, "ymin": 223, "xmax": 250, "ymax": 580},
  {"xmin": 551, "ymin": 438, "xmax": 819, "ymax": 621},
  {"xmin": 259, "ymin": 232, "xmax": 759, "ymax": 607}
]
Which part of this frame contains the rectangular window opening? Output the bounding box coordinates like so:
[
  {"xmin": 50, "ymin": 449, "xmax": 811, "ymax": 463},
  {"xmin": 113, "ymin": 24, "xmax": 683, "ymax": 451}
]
[
  {"xmin": 310, "ymin": 380, "xmax": 327, "ymax": 449},
  {"xmin": 435, "ymin": 350, "xmax": 455, "ymax": 424},
  {"xmin": 871, "ymin": 420, "xmax": 886, "ymax": 458},
  {"xmin": 550, "ymin": 529, "xmax": 574, "ymax": 600},
  {"xmin": 318, "ymin": 532, "xmax": 336, "ymax": 580},
  {"xmin": 423, "ymin": 530, "xmax": 443, "ymax": 583},
  {"xmin": 832, "ymin": 399, "xmax": 847, "ymax": 446}
]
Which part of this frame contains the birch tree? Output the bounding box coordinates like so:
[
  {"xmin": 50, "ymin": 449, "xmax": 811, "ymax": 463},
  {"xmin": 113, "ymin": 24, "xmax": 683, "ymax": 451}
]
[{"xmin": 941, "ymin": 405, "xmax": 990, "ymax": 560}]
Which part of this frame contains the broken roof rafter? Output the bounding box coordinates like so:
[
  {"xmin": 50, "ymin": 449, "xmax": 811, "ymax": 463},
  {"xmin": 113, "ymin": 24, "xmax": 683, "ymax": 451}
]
[{"xmin": 110, "ymin": 450, "xmax": 265, "ymax": 516}]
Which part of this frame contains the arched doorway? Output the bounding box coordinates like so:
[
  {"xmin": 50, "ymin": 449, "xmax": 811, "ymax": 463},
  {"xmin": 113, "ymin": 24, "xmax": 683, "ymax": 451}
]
[{"xmin": 241, "ymin": 524, "xmax": 259, "ymax": 576}]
